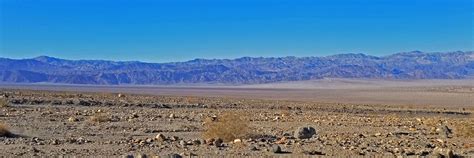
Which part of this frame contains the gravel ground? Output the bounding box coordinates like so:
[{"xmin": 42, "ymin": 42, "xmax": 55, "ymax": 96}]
[{"xmin": 0, "ymin": 89, "xmax": 473, "ymax": 157}]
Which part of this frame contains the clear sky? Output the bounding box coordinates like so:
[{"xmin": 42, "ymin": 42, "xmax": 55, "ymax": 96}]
[{"xmin": 0, "ymin": 0, "xmax": 473, "ymax": 62}]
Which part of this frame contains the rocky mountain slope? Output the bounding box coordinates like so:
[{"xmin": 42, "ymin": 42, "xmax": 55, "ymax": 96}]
[{"xmin": 0, "ymin": 51, "xmax": 473, "ymax": 85}]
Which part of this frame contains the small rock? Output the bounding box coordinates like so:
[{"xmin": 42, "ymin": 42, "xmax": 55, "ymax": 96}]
[
  {"xmin": 179, "ymin": 140, "xmax": 187, "ymax": 147},
  {"xmin": 145, "ymin": 138, "xmax": 153, "ymax": 143},
  {"xmin": 205, "ymin": 138, "xmax": 215, "ymax": 145},
  {"xmin": 249, "ymin": 145, "xmax": 258, "ymax": 151},
  {"xmin": 273, "ymin": 116, "xmax": 280, "ymax": 121},
  {"xmin": 433, "ymin": 147, "xmax": 454, "ymax": 158},
  {"xmin": 417, "ymin": 150, "xmax": 430, "ymax": 156},
  {"xmin": 436, "ymin": 139, "xmax": 445, "ymax": 144},
  {"xmin": 192, "ymin": 139, "xmax": 202, "ymax": 145},
  {"xmin": 303, "ymin": 150, "xmax": 325, "ymax": 155},
  {"xmin": 155, "ymin": 134, "xmax": 166, "ymax": 142},
  {"xmin": 117, "ymin": 93, "xmax": 125, "ymax": 98},
  {"xmin": 349, "ymin": 146, "xmax": 356, "ymax": 150},
  {"xmin": 186, "ymin": 141, "xmax": 193, "ymax": 145},
  {"xmin": 122, "ymin": 154, "xmax": 134, "ymax": 158},
  {"xmin": 282, "ymin": 132, "xmax": 291, "ymax": 137},
  {"xmin": 436, "ymin": 125, "xmax": 452, "ymax": 138},
  {"xmin": 233, "ymin": 139, "xmax": 242, "ymax": 144},
  {"xmin": 170, "ymin": 136, "xmax": 179, "ymax": 141},
  {"xmin": 68, "ymin": 117, "xmax": 78, "ymax": 122},
  {"xmin": 271, "ymin": 145, "xmax": 282, "ymax": 153},
  {"xmin": 51, "ymin": 139, "xmax": 59, "ymax": 145},
  {"xmin": 392, "ymin": 131, "xmax": 410, "ymax": 136},
  {"xmin": 294, "ymin": 126, "xmax": 317, "ymax": 139},
  {"xmin": 214, "ymin": 138, "xmax": 223, "ymax": 147},
  {"xmin": 430, "ymin": 127, "xmax": 437, "ymax": 134},
  {"xmin": 393, "ymin": 148, "xmax": 402, "ymax": 153},
  {"xmin": 405, "ymin": 150, "xmax": 416, "ymax": 156},
  {"xmin": 210, "ymin": 115, "xmax": 218, "ymax": 121},
  {"xmin": 168, "ymin": 153, "xmax": 182, "ymax": 158},
  {"xmin": 30, "ymin": 147, "xmax": 40, "ymax": 153},
  {"xmin": 76, "ymin": 137, "xmax": 86, "ymax": 144},
  {"xmin": 135, "ymin": 154, "xmax": 147, "ymax": 158}
]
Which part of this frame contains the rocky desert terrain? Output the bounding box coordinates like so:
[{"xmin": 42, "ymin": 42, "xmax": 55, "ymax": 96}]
[{"xmin": 0, "ymin": 86, "xmax": 473, "ymax": 157}]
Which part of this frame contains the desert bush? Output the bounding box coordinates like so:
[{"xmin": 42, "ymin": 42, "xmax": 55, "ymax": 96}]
[
  {"xmin": 280, "ymin": 109, "xmax": 291, "ymax": 118},
  {"xmin": 89, "ymin": 113, "xmax": 111, "ymax": 123},
  {"xmin": 0, "ymin": 98, "xmax": 9, "ymax": 108},
  {"xmin": 202, "ymin": 112, "xmax": 250, "ymax": 142},
  {"xmin": 422, "ymin": 118, "xmax": 443, "ymax": 128},
  {"xmin": 0, "ymin": 123, "xmax": 12, "ymax": 137},
  {"xmin": 453, "ymin": 120, "xmax": 474, "ymax": 138}
]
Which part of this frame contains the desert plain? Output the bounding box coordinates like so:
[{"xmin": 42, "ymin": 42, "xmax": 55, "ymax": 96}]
[{"xmin": 0, "ymin": 79, "xmax": 473, "ymax": 157}]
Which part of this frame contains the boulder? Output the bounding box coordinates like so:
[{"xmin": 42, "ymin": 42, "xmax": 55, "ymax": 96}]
[
  {"xmin": 271, "ymin": 145, "xmax": 282, "ymax": 153},
  {"xmin": 294, "ymin": 126, "xmax": 316, "ymax": 139}
]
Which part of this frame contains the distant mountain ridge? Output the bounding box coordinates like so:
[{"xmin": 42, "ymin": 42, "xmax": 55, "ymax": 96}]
[{"xmin": 1, "ymin": 51, "xmax": 473, "ymax": 85}]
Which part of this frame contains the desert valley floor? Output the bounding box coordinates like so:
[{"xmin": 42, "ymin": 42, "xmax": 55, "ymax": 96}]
[{"xmin": 0, "ymin": 79, "xmax": 473, "ymax": 157}]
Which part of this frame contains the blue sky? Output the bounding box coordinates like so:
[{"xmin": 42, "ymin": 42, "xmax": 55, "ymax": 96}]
[{"xmin": 0, "ymin": 0, "xmax": 472, "ymax": 62}]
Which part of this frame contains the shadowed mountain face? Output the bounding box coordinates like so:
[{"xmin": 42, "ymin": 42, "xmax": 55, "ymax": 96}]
[{"xmin": 0, "ymin": 51, "xmax": 473, "ymax": 85}]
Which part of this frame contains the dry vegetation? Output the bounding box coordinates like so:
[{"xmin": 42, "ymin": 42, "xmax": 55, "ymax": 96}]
[
  {"xmin": 89, "ymin": 113, "xmax": 111, "ymax": 123},
  {"xmin": 453, "ymin": 120, "xmax": 474, "ymax": 138},
  {"xmin": 202, "ymin": 112, "xmax": 250, "ymax": 142},
  {"xmin": 420, "ymin": 117, "xmax": 474, "ymax": 137},
  {"xmin": 0, "ymin": 98, "xmax": 8, "ymax": 108}
]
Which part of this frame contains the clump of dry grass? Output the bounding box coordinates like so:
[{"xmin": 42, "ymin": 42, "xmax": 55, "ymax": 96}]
[
  {"xmin": 0, "ymin": 123, "xmax": 12, "ymax": 137},
  {"xmin": 422, "ymin": 118, "xmax": 443, "ymax": 128},
  {"xmin": 0, "ymin": 98, "xmax": 9, "ymax": 108},
  {"xmin": 89, "ymin": 113, "xmax": 111, "ymax": 123},
  {"xmin": 453, "ymin": 120, "xmax": 474, "ymax": 138},
  {"xmin": 202, "ymin": 112, "xmax": 250, "ymax": 142},
  {"xmin": 280, "ymin": 110, "xmax": 291, "ymax": 118}
]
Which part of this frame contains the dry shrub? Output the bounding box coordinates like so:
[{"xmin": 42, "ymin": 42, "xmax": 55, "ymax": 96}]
[
  {"xmin": 202, "ymin": 112, "xmax": 250, "ymax": 142},
  {"xmin": 422, "ymin": 118, "xmax": 443, "ymax": 127},
  {"xmin": 384, "ymin": 114, "xmax": 401, "ymax": 122},
  {"xmin": 0, "ymin": 123, "xmax": 12, "ymax": 137},
  {"xmin": 280, "ymin": 110, "xmax": 291, "ymax": 118},
  {"xmin": 453, "ymin": 121, "xmax": 474, "ymax": 138},
  {"xmin": 0, "ymin": 98, "xmax": 9, "ymax": 108},
  {"xmin": 89, "ymin": 113, "xmax": 111, "ymax": 123}
]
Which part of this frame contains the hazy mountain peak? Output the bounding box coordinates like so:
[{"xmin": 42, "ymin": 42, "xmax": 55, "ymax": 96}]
[
  {"xmin": 327, "ymin": 53, "xmax": 374, "ymax": 58},
  {"xmin": 33, "ymin": 56, "xmax": 63, "ymax": 62}
]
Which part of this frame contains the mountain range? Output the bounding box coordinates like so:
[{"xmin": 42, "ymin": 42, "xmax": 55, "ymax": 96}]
[{"xmin": 1, "ymin": 51, "xmax": 473, "ymax": 85}]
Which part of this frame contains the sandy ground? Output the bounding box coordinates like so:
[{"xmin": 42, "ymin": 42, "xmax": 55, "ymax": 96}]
[
  {"xmin": 0, "ymin": 79, "xmax": 473, "ymax": 157},
  {"xmin": 1, "ymin": 79, "xmax": 473, "ymax": 107}
]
